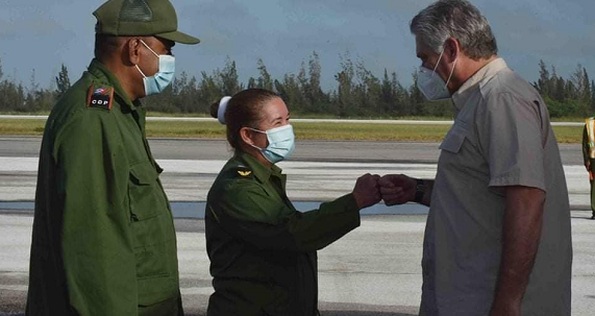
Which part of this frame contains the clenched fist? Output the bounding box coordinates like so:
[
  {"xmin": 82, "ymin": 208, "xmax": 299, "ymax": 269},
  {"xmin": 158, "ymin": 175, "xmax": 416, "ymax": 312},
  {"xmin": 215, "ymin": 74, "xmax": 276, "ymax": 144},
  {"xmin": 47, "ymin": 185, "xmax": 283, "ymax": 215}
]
[
  {"xmin": 378, "ymin": 174, "xmax": 417, "ymax": 206},
  {"xmin": 352, "ymin": 173, "xmax": 382, "ymax": 209}
]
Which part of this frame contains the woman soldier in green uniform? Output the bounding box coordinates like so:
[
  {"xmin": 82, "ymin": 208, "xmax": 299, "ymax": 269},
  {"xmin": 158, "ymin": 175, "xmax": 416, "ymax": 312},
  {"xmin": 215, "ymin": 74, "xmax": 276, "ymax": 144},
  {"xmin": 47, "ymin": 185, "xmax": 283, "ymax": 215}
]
[{"xmin": 205, "ymin": 88, "xmax": 381, "ymax": 315}]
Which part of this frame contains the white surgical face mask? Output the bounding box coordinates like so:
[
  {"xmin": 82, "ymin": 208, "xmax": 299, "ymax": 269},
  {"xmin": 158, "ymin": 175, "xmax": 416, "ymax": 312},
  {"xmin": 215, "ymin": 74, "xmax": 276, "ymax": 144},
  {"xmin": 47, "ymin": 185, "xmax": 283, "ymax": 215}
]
[
  {"xmin": 416, "ymin": 49, "xmax": 457, "ymax": 101},
  {"xmin": 135, "ymin": 40, "xmax": 175, "ymax": 96},
  {"xmin": 249, "ymin": 124, "xmax": 295, "ymax": 164}
]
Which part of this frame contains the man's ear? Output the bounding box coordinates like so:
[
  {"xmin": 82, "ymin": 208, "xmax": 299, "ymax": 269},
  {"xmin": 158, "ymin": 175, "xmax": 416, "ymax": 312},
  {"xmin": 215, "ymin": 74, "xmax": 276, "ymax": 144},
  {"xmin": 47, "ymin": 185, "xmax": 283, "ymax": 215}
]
[
  {"xmin": 127, "ymin": 38, "xmax": 142, "ymax": 65},
  {"xmin": 444, "ymin": 37, "xmax": 460, "ymax": 62}
]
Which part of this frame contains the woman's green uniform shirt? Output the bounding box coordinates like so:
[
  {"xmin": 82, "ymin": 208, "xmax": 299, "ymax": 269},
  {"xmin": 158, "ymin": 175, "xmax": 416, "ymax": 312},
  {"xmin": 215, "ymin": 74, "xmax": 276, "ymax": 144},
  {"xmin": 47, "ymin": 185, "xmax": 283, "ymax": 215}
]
[
  {"xmin": 26, "ymin": 59, "xmax": 183, "ymax": 315},
  {"xmin": 206, "ymin": 152, "xmax": 361, "ymax": 316}
]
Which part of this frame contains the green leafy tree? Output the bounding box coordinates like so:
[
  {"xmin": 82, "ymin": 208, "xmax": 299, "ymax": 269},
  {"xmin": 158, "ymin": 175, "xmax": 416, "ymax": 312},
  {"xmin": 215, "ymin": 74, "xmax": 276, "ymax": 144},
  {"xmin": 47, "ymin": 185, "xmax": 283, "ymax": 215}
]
[
  {"xmin": 144, "ymin": 84, "xmax": 177, "ymax": 113},
  {"xmin": 256, "ymin": 59, "xmax": 274, "ymax": 91},
  {"xmin": 172, "ymin": 71, "xmax": 201, "ymax": 113},
  {"xmin": 380, "ymin": 69, "xmax": 403, "ymax": 115},
  {"xmin": 198, "ymin": 70, "xmax": 223, "ymax": 112},
  {"xmin": 408, "ymin": 70, "xmax": 424, "ymax": 115},
  {"xmin": 333, "ymin": 54, "xmax": 355, "ymax": 117},
  {"xmin": 220, "ymin": 58, "xmax": 242, "ymax": 96},
  {"xmin": 305, "ymin": 51, "xmax": 328, "ymax": 113},
  {"xmin": 296, "ymin": 62, "xmax": 310, "ymax": 112},
  {"xmin": 535, "ymin": 59, "xmax": 552, "ymax": 97},
  {"xmin": 552, "ymin": 74, "xmax": 566, "ymax": 102},
  {"xmin": 6, "ymin": 54, "xmax": 595, "ymax": 119},
  {"xmin": 247, "ymin": 77, "xmax": 257, "ymax": 89},
  {"xmin": 0, "ymin": 61, "xmax": 26, "ymax": 111},
  {"xmin": 275, "ymin": 74, "xmax": 305, "ymax": 114},
  {"xmin": 354, "ymin": 59, "xmax": 382, "ymax": 116},
  {"xmin": 55, "ymin": 64, "xmax": 71, "ymax": 99}
]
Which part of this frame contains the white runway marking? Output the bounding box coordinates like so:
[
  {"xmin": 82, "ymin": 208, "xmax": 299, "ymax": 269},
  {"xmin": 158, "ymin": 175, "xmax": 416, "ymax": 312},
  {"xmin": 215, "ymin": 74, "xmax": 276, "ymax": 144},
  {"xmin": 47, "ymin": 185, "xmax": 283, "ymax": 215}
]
[{"xmin": 0, "ymin": 157, "xmax": 590, "ymax": 209}]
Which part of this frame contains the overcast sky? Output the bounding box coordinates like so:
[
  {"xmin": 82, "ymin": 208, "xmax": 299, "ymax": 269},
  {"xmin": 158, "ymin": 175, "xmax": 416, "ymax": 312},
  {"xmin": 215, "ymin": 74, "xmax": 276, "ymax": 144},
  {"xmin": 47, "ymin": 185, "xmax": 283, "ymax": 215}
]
[{"xmin": 1, "ymin": 0, "xmax": 594, "ymax": 91}]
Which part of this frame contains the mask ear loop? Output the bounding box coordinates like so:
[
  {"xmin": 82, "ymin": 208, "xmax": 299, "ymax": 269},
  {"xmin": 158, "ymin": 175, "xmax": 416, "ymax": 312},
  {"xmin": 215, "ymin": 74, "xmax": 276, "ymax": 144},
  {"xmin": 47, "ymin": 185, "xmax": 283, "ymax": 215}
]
[
  {"xmin": 431, "ymin": 49, "xmax": 445, "ymax": 73},
  {"xmin": 245, "ymin": 128, "xmax": 268, "ymax": 162},
  {"xmin": 134, "ymin": 39, "xmax": 152, "ymax": 79},
  {"xmin": 247, "ymin": 127, "xmax": 266, "ymax": 134},
  {"xmin": 245, "ymin": 126, "xmax": 271, "ymax": 158},
  {"xmin": 135, "ymin": 65, "xmax": 147, "ymax": 78},
  {"xmin": 139, "ymin": 39, "xmax": 160, "ymax": 58},
  {"xmin": 441, "ymin": 39, "xmax": 458, "ymax": 89},
  {"xmin": 444, "ymin": 57, "xmax": 457, "ymax": 88}
]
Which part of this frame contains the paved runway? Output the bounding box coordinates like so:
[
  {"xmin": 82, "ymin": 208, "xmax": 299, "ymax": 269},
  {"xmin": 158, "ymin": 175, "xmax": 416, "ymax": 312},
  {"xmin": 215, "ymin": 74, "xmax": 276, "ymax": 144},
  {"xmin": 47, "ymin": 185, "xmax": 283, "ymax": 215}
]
[
  {"xmin": 1, "ymin": 137, "xmax": 594, "ymax": 315},
  {"xmin": 0, "ymin": 137, "xmax": 590, "ymax": 206}
]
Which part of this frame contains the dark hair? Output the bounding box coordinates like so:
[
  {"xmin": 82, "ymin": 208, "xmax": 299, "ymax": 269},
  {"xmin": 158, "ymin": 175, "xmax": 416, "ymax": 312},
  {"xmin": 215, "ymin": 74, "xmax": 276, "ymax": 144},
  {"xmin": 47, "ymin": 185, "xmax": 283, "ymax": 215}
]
[{"xmin": 210, "ymin": 88, "xmax": 280, "ymax": 150}]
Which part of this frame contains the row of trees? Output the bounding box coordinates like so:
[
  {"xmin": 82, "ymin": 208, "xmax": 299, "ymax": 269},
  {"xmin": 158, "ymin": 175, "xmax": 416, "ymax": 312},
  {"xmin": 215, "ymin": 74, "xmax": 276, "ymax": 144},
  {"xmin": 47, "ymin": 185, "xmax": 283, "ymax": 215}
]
[
  {"xmin": 533, "ymin": 60, "xmax": 595, "ymax": 117},
  {"xmin": 0, "ymin": 54, "xmax": 594, "ymax": 118},
  {"xmin": 143, "ymin": 53, "xmax": 443, "ymax": 117}
]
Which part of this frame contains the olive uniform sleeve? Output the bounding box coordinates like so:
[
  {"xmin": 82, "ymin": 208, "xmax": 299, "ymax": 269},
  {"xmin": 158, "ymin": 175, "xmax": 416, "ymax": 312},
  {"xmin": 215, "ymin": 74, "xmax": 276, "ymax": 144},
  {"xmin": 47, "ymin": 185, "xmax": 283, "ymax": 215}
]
[
  {"xmin": 209, "ymin": 180, "xmax": 360, "ymax": 253},
  {"xmin": 54, "ymin": 110, "xmax": 137, "ymax": 315}
]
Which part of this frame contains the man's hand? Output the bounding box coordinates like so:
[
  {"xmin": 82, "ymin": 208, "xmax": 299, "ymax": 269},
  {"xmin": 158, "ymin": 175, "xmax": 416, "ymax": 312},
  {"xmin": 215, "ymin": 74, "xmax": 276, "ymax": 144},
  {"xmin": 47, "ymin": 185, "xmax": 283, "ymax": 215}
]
[
  {"xmin": 378, "ymin": 174, "xmax": 416, "ymax": 206},
  {"xmin": 352, "ymin": 173, "xmax": 381, "ymax": 209}
]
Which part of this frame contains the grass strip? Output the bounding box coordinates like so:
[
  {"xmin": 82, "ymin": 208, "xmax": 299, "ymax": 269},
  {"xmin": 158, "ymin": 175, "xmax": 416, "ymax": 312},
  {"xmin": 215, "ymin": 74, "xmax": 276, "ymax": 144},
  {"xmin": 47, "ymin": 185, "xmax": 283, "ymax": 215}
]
[{"xmin": 0, "ymin": 118, "xmax": 584, "ymax": 143}]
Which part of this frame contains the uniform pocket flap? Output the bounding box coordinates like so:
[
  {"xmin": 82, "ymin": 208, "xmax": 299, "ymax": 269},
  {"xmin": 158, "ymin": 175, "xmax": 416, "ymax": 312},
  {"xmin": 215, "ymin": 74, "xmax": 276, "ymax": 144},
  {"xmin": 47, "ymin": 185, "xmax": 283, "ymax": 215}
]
[
  {"xmin": 130, "ymin": 162, "xmax": 158, "ymax": 185},
  {"xmin": 128, "ymin": 162, "xmax": 166, "ymax": 221}
]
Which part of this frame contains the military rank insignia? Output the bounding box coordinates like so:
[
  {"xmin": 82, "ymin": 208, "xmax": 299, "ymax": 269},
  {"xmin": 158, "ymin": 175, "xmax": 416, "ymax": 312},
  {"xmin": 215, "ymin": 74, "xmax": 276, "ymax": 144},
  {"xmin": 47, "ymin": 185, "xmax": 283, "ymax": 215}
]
[
  {"xmin": 87, "ymin": 85, "xmax": 114, "ymax": 110},
  {"xmin": 237, "ymin": 166, "xmax": 252, "ymax": 177}
]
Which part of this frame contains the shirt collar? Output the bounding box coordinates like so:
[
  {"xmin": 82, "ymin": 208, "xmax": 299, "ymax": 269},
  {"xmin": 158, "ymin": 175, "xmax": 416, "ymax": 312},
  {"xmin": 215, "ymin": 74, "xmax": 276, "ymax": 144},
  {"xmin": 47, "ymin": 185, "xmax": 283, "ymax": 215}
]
[
  {"xmin": 237, "ymin": 151, "xmax": 283, "ymax": 184},
  {"xmin": 452, "ymin": 57, "xmax": 508, "ymax": 110}
]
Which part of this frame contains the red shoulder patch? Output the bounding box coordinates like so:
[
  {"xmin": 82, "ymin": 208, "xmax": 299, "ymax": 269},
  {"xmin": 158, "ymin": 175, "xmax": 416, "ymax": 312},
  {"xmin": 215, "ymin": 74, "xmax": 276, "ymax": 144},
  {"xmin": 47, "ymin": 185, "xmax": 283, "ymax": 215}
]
[{"xmin": 86, "ymin": 85, "xmax": 114, "ymax": 110}]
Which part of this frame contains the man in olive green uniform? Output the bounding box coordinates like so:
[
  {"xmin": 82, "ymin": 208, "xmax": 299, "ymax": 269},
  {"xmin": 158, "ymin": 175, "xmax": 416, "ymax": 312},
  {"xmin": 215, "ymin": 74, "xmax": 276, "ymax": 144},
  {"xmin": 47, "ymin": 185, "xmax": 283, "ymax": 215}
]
[
  {"xmin": 582, "ymin": 118, "xmax": 595, "ymax": 219},
  {"xmin": 26, "ymin": 1, "xmax": 199, "ymax": 315}
]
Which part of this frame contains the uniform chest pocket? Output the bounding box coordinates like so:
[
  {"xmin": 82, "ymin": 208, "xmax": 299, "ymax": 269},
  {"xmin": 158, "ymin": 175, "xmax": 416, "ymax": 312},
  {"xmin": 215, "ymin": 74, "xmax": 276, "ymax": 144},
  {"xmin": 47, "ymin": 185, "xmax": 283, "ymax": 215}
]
[
  {"xmin": 439, "ymin": 122, "xmax": 469, "ymax": 154},
  {"xmin": 128, "ymin": 162, "xmax": 167, "ymax": 221}
]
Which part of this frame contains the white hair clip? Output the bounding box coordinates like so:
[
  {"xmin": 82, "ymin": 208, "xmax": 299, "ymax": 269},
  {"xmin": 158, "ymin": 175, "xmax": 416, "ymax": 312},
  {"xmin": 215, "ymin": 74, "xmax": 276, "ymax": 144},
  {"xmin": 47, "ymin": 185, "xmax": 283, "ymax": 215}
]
[{"xmin": 217, "ymin": 96, "xmax": 232, "ymax": 124}]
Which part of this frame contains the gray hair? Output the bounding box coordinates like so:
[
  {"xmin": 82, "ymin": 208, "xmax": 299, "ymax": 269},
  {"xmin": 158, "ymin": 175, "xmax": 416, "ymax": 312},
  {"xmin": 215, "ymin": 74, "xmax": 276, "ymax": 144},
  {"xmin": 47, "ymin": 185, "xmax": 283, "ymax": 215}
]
[{"xmin": 410, "ymin": 0, "xmax": 497, "ymax": 60}]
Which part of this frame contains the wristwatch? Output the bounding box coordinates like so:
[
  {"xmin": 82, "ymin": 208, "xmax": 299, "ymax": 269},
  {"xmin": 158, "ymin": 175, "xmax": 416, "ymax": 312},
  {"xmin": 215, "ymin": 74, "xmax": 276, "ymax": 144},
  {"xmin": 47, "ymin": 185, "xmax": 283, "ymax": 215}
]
[{"xmin": 414, "ymin": 178, "xmax": 425, "ymax": 203}]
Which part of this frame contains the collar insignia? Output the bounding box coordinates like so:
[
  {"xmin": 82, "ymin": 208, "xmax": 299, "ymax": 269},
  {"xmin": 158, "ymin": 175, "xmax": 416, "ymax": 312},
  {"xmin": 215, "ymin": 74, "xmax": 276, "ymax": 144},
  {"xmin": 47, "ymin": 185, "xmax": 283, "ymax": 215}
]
[{"xmin": 237, "ymin": 170, "xmax": 252, "ymax": 177}]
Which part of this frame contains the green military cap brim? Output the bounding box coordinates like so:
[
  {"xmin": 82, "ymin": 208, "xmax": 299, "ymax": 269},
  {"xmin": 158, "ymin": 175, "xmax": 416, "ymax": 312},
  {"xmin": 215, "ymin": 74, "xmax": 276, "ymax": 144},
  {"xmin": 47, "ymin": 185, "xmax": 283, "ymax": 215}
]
[{"xmin": 156, "ymin": 30, "xmax": 200, "ymax": 45}]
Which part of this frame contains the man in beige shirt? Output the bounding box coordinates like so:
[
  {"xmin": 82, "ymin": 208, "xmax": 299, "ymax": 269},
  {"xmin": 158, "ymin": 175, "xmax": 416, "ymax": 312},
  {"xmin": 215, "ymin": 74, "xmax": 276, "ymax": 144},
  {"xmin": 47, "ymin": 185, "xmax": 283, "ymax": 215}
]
[{"xmin": 379, "ymin": 1, "xmax": 572, "ymax": 315}]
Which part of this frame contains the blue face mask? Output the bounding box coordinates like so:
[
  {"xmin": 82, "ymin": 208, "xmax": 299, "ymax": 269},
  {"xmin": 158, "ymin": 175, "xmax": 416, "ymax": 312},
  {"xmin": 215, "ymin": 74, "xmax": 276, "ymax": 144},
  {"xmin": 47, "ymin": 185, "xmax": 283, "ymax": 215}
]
[
  {"xmin": 136, "ymin": 40, "xmax": 175, "ymax": 96},
  {"xmin": 249, "ymin": 124, "xmax": 295, "ymax": 164}
]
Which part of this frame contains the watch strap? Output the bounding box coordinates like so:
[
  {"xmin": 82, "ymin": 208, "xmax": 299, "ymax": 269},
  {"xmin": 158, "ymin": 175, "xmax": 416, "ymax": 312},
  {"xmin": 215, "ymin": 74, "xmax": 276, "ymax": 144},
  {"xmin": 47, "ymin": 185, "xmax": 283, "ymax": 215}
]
[{"xmin": 414, "ymin": 178, "xmax": 425, "ymax": 203}]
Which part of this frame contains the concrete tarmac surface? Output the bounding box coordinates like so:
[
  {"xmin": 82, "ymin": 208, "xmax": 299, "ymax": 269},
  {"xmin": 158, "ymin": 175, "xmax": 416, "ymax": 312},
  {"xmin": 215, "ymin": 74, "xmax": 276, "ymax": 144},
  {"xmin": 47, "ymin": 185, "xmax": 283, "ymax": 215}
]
[
  {"xmin": 2, "ymin": 213, "xmax": 595, "ymax": 315},
  {"xmin": 1, "ymin": 138, "xmax": 594, "ymax": 315}
]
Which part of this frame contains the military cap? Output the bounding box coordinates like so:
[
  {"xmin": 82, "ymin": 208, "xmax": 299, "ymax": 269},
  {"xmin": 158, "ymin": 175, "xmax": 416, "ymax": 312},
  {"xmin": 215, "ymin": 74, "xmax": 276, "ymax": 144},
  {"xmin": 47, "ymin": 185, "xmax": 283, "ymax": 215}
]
[{"xmin": 93, "ymin": 0, "xmax": 200, "ymax": 44}]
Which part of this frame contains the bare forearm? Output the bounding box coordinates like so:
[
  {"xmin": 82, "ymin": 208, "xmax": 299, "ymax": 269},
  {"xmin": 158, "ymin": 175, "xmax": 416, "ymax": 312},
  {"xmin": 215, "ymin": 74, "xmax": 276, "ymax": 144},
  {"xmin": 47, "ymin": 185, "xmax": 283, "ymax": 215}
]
[{"xmin": 490, "ymin": 186, "xmax": 545, "ymax": 315}]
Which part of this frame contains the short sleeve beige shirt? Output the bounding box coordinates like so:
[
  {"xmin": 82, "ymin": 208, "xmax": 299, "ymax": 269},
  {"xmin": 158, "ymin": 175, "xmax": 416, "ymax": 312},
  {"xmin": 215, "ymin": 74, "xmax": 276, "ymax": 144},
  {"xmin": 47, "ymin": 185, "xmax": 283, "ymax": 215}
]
[{"xmin": 420, "ymin": 58, "xmax": 572, "ymax": 316}]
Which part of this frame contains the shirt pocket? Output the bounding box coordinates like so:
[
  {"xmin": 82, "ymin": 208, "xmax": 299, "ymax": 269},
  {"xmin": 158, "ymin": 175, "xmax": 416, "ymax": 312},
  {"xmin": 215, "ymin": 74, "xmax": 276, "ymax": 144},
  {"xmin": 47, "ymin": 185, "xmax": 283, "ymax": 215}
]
[
  {"xmin": 128, "ymin": 161, "xmax": 165, "ymax": 221},
  {"xmin": 439, "ymin": 121, "xmax": 469, "ymax": 154},
  {"xmin": 128, "ymin": 162, "xmax": 176, "ymax": 280}
]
